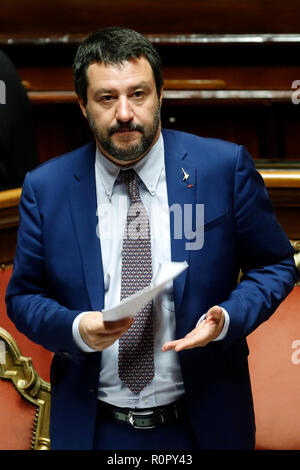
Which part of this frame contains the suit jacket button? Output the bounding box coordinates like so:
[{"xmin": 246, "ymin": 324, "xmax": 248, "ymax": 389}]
[
  {"xmin": 89, "ymin": 387, "xmax": 97, "ymax": 397},
  {"xmin": 60, "ymin": 351, "xmax": 72, "ymax": 359}
]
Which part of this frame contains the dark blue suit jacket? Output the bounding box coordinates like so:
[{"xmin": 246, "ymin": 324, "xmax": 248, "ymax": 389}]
[{"xmin": 5, "ymin": 129, "xmax": 298, "ymax": 449}]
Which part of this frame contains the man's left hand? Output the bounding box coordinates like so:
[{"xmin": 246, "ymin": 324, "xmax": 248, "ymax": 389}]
[{"xmin": 161, "ymin": 306, "xmax": 225, "ymax": 352}]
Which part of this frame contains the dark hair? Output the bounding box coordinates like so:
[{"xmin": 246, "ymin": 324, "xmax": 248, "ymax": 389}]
[{"xmin": 73, "ymin": 26, "xmax": 164, "ymax": 106}]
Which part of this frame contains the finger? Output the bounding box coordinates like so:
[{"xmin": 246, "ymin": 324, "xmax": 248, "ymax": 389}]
[
  {"xmin": 103, "ymin": 317, "xmax": 133, "ymax": 332},
  {"xmin": 173, "ymin": 335, "xmax": 208, "ymax": 351},
  {"xmin": 93, "ymin": 329, "xmax": 130, "ymax": 350},
  {"xmin": 162, "ymin": 337, "xmax": 198, "ymax": 352},
  {"xmin": 161, "ymin": 340, "xmax": 182, "ymax": 352},
  {"xmin": 162, "ymin": 328, "xmax": 213, "ymax": 352},
  {"xmin": 93, "ymin": 337, "xmax": 119, "ymax": 351}
]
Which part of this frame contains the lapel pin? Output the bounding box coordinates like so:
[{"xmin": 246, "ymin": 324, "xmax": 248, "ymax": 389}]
[{"xmin": 181, "ymin": 167, "xmax": 190, "ymax": 182}]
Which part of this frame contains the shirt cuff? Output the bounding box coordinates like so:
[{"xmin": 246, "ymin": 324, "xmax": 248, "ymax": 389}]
[
  {"xmin": 72, "ymin": 312, "xmax": 98, "ymax": 353},
  {"xmin": 196, "ymin": 307, "xmax": 230, "ymax": 341}
]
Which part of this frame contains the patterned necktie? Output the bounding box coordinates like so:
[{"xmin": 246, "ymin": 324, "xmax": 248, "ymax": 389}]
[{"xmin": 118, "ymin": 169, "xmax": 155, "ymax": 394}]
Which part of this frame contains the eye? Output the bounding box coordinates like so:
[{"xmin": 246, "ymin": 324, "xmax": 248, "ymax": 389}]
[
  {"xmin": 132, "ymin": 90, "xmax": 145, "ymax": 100},
  {"xmin": 100, "ymin": 95, "xmax": 114, "ymax": 103}
]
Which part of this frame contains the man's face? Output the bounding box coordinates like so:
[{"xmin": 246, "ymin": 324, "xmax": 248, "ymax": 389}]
[{"xmin": 79, "ymin": 57, "xmax": 163, "ymax": 166}]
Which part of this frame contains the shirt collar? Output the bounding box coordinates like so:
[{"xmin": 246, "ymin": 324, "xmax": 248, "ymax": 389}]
[{"xmin": 95, "ymin": 133, "xmax": 164, "ymax": 200}]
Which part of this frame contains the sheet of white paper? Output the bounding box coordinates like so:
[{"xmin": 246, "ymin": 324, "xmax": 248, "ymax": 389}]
[{"xmin": 102, "ymin": 261, "xmax": 188, "ymax": 322}]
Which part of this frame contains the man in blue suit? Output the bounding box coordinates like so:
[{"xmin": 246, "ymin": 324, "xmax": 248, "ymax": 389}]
[{"xmin": 6, "ymin": 27, "xmax": 298, "ymax": 450}]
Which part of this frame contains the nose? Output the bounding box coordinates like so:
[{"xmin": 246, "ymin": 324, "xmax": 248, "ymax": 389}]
[{"xmin": 115, "ymin": 96, "xmax": 134, "ymax": 122}]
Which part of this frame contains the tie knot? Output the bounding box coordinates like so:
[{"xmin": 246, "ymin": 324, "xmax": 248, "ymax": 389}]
[{"xmin": 120, "ymin": 169, "xmax": 140, "ymax": 203}]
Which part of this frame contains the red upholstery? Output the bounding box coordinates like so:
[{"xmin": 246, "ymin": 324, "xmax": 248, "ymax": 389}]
[
  {"xmin": 0, "ymin": 267, "xmax": 52, "ymax": 382},
  {"xmin": 248, "ymin": 286, "xmax": 300, "ymax": 450},
  {"xmin": 0, "ymin": 379, "xmax": 37, "ymax": 450}
]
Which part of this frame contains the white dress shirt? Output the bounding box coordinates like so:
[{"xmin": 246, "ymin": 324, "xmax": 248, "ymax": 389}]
[{"xmin": 73, "ymin": 133, "xmax": 229, "ymax": 408}]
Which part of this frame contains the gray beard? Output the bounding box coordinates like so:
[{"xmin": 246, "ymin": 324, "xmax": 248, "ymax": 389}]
[{"xmin": 86, "ymin": 104, "xmax": 161, "ymax": 162}]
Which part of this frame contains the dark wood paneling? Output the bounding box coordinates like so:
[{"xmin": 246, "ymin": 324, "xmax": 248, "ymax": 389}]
[
  {"xmin": 1, "ymin": 0, "xmax": 300, "ymax": 36},
  {"xmin": 1, "ymin": 33, "xmax": 298, "ymax": 165},
  {"xmin": 31, "ymin": 103, "xmax": 92, "ymax": 163},
  {"xmin": 1, "ymin": 3, "xmax": 300, "ymax": 176},
  {"xmin": 16, "ymin": 64, "xmax": 300, "ymax": 92}
]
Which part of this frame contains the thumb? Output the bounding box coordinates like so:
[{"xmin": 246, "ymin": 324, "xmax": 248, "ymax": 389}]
[{"xmin": 205, "ymin": 305, "xmax": 223, "ymax": 324}]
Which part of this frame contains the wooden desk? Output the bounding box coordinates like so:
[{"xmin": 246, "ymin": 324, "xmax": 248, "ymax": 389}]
[{"xmin": 0, "ymin": 189, "xmax": 21, "ymax": 265}]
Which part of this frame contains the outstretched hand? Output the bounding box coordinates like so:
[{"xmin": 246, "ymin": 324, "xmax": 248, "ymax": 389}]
[{"xmin": 162, "ymin": 306, "xmax": 225, "ymax": 352}]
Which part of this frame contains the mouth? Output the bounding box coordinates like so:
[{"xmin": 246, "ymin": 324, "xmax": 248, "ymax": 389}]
[
  {"xmin": 115, "ymin": 129, "xmax": 134, "ymax": 133},
  {"xmin": 113, "ymin": 129, "xmax": 140, "ymax": 134},
  {"xmin": 112, "ymin": 129, "xmax": 141, "ymax": 141},
  {"xmin": 109, "ymin": 124, "xmax": 144, "ymax": 137}
]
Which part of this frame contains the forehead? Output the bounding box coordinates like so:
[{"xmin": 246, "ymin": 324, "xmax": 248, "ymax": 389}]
[{"xmin": 86, "ymin": 57, "xmax": 155, "ymax": 92}]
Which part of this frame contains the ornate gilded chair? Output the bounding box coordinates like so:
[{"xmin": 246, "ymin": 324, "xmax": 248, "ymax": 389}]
[
  {"xmin": 0, "ymin": 327, "xmax": 51, "ymax": 450},
  {"xmin": 0, "ymin": 265, "xmax": 52, "ymax": 450}
]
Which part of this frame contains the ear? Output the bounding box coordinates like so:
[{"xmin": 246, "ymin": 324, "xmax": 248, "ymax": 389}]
[
  {"xmin": 159, "ymin": 85, "xmax": 164, "ymax": 107},
  {"xmin": 77, "ymin": 96, "xmax": 87, "ymax": 119}
]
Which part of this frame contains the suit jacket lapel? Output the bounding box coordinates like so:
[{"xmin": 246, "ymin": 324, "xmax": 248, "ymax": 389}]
[
  {"xmin": 69, "ymin": 143, "xmax": 105, "ymax": 311},
  {"xmin": 162, "ymin": 129, "xmax": 197, "ymax": 312}
]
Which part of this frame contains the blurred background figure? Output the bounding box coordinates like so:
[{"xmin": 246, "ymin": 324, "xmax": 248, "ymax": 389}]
[{"xmin": 0, "ymin": 49, "xmax": 38, "ymax": 190}]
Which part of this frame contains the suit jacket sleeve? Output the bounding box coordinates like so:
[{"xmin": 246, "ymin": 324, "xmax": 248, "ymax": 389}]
[
  {"xmin": 219, "ymin": 145, "xmax": 299, "ymax": 348},
  {"xmin": 5, "ymin": 172, "xmax": 84, "ymax": 361}
]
